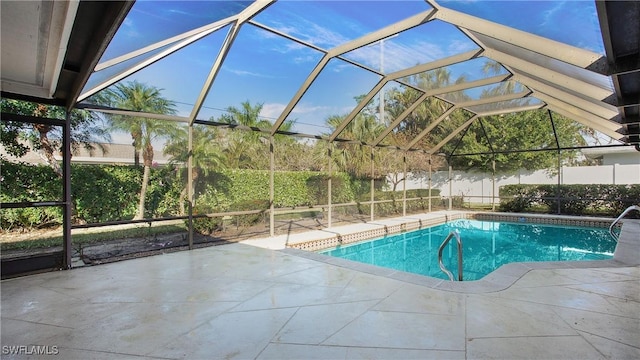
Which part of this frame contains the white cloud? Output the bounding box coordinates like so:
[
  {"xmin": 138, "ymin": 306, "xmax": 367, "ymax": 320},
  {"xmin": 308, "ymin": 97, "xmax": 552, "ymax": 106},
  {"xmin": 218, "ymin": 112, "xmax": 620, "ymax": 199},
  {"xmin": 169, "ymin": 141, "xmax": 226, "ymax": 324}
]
[
  {"xmin": 121, "ymin": 17, "xmax": 140, "ymax": 38},
  {"xmin": 291, "ymin": 103, "xmax": 331, "ymax": 115},
  {"xmin": 343, "ymin": 39, "xmax": 449, "ymax": 74},
  {"xmin": 167, "ymin": 9, "xmax": 190, "ymax": 16},
  {"xmin": 541, "ymin": 1, "xmax": 566, "ymax": 27},
  {"xmin": 258, "ymin": 15, "xmax": 349, "ymax": 50},
  {"xmin": 224, "ymin": 67, "xmax": 273, "ymax": 78},
  {"xmin": 260, "ymin": 103, "xmax": 286, "ymax": 119},
  {"xmin": 293, "ymin": 54, "xmax": 320, "ymax": 64},
  {"xmin": 447, "ymin": 39, "xmax": 478, "ymax": 55},
  {"xmin": 261, "ymin": 102, "xmax": 344, "ymax": 126}
]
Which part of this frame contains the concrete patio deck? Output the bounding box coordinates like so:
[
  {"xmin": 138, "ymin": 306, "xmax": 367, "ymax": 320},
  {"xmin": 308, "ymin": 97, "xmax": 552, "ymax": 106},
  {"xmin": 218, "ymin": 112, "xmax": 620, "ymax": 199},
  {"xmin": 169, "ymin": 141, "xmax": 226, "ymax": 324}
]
[{"xmin": 1, "ymin": 219, "xmax": 639, "ymax": 359}]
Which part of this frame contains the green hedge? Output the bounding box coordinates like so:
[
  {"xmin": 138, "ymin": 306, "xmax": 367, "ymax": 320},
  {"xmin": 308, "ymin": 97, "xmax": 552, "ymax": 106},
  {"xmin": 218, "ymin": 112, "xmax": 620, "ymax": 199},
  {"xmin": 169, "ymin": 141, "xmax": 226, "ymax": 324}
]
[
  {"xmin": 0, "ymin": 161, "xmax": 62, "ymax": 229},
  {"xmin": 197, "ymin": 170, "xmax": 356, "ymax": 210},
  {"xmin": 2, "ymin": 161, "xmax": 444, "ymax": 230},
  {"xmin": 499, "ymin": 184, "xmax": 640, "ymax": 217},
  {"xmin": 71, "ymin": 164, "xmax": 141, "ymax": 222},
  {"xmin": 1, "ymin": 161, "xmax": 180, "ymax": 229}
]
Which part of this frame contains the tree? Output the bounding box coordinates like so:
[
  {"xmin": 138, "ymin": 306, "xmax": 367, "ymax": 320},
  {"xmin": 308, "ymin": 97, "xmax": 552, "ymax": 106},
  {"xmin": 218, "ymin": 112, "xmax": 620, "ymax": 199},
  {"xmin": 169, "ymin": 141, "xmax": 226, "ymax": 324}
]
[
  {"xmin": 216, "ymin": 101, "xmax": 295, "ymax": 170},
  {"xmin": 446, "ymin": 110, "xmax": 588, "ymax": 172},
  {"xmin": 390, "ymin": 69, "xmax": 470, "ymax": 151},
  {"xmin": 164, "ymin": 124, "xmax": 226, "ymax": 213},
  {"xmin": 94, "ymin": 80, "xmax": 178, "ymax": 219},
  {"xmin": 218, "ymin": 101, "xmax": 270, "ymax": 169},
  {"xmin": 325, "ymin": 101, "xmax": 386, "ymax": 178},
  {"xmin": 0, "ymin": 99, "xmax": 109, "ymax": 177},
  {"xmin": 481, "ymin": 60, "xmax": 520, "ymax": 96}
]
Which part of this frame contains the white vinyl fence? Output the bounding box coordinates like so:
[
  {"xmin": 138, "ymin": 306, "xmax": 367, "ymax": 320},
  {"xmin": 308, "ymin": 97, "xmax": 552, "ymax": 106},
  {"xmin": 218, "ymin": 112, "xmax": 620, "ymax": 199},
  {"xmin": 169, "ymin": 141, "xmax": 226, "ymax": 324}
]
[{"xmin": 390, "ymin": 164, "xmax": 640, "ymax": 205}]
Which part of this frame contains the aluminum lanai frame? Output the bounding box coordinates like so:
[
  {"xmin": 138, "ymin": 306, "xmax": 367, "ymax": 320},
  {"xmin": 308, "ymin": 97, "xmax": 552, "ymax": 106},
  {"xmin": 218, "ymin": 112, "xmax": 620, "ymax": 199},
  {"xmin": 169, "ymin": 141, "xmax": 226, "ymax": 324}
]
[
  {"xmin": 2, "ymin": 0, "xmax": 638, "ymax": 272},
  {"xmin": 74, "ymin": 0, "xmax": 632, "ymax": 151}
]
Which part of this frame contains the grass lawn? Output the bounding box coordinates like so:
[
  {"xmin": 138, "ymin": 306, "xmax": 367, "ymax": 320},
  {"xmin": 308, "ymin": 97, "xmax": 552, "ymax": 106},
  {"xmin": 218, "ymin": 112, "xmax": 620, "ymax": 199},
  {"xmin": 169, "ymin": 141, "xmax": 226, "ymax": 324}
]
[{"xmin": 1, "ymin": 223, "xmax": 188, "ymax": 252}]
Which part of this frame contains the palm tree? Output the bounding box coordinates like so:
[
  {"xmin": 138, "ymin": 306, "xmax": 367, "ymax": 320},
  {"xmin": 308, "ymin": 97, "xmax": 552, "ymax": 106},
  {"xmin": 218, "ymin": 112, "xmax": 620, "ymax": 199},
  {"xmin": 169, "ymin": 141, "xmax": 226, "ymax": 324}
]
[
  {"xmin": 221, "ymin": 101, "xmax": 272, "ymax": 129},
  {"xmin": 164, "ymin": 124, "xmax": 226, "ymax": 214},
  {"xmin": 481, "ymin": 60, "xmax": 521, "ymax": 97},
  {"xmin": 98, "ymin": 80, "xmax": 178, "ymax": 219},
  {"xmin": 218, "ymin": 101, "xmax": 290, "ymax": 170},
  {"xmin": 326, "ymin": 112, "xmax": 385, "ymax": 178}
]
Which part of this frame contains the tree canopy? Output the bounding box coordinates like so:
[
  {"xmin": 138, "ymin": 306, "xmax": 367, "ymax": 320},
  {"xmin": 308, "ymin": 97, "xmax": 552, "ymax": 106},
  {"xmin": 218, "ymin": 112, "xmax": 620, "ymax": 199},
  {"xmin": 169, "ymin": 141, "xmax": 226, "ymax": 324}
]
[{"xmin": 0, "ymin": 99, "xmax": 109, "ymax": 176}]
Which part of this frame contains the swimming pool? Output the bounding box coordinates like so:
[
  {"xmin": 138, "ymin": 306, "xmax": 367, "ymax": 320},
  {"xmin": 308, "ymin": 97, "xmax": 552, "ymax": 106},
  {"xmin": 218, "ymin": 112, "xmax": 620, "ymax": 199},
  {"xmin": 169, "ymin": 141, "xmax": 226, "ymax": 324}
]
[{"xmin": 318, "ymin": 219, "xmax": 616, "ymax": 281}]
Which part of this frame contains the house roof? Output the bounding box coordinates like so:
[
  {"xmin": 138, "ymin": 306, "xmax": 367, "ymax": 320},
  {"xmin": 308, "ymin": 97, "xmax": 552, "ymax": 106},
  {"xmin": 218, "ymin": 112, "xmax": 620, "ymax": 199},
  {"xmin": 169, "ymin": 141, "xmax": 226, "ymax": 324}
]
[
  {"xmin": 581, "ymin": 145, "xmax": 640, "ymax": 159},
  {"xmin": 0, "ymin": 142, "xmax": 171, "ymax": 166}
]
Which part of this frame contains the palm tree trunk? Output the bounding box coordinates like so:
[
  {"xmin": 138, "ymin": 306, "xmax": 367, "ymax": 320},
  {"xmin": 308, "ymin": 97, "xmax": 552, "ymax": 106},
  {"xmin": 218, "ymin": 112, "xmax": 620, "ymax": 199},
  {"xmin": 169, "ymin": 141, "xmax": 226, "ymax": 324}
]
[
  {"xmin": 134, "ymin": 165, "xmax": 150, "ymax": 219},
  {"xmin": 33, "ymin": 124, "xmax": 63, "ymax": 177},
  {"xmin": 178, "ymin": 187, "xmax": 186, "ymax": 215}
]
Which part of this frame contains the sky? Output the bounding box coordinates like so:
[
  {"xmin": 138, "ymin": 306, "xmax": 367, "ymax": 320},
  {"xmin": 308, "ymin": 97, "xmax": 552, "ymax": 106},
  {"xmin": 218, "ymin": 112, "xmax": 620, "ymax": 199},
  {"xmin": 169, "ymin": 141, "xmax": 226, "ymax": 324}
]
[{"xmin": 84, "ymin": 0, "xmax": 606, "ymax": 143}]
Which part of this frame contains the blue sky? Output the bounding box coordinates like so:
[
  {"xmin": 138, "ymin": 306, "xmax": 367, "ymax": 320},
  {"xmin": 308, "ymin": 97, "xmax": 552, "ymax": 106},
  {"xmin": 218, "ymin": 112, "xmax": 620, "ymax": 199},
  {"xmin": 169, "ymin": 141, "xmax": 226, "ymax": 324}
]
[{"xmin": 88, "ymin": 0, "xmax": 606, "ymax": 142}]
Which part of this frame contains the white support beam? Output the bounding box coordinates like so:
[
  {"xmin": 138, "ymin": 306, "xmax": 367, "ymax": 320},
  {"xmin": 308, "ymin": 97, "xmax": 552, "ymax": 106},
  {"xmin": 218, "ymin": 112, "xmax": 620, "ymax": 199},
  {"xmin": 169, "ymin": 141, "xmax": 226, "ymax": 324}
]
[
  {"xmin": 434, "ymin": 7, "xmax": 605, "ymax": 70},
  {"xmin": 372, "ymin": 92, "xmax": 431, "ymax": 146},
  {"xmin": 236, "ymin": 0, "xmax": 275, "ymax": 23},
  {"xmin": 388, "ymin": 49, "xmax": 482, "ymax": 81},
  {"xmin": 189, "ymin": 0, "xmax": 274, "ymax": 125},
  {"xmin": 329, "ymin": 78, "xmax": 388, "ymax": 142},
  {"xmin": 328, "ymin": 9, "xmax": 436, "ymax": 58},
  {"xmin": 270, "ymin": 56, "xmax": 331, "ymax": 134},
  {"xmin": 474, "ymin": 103, "xmax": 544, "ymax": 117},
  {"xmin": 456, "ymin": 90, "xmax": 531, "ymax": 108},
  {"xmin": 405, "ymin": 106, "xmax": 458, "ymax": 150},
  {"xmin": 511, "ymin": 69, "xmax": 619, "ymax": 120},
  {"xmin": 79, "ymin": 27, "xmax": 222, "ymax": 102},
  {"xmin": 50, "ymin": 1, "xmax": 80, "ymax": 98},
  {"xmin": 428, "ymin": 115, "xmax": 478, "ymax": 154},
  {"xmin": 534, "ymin": 92, "xmax": 624, "ymax": 134},
  {"xmin": 188, "ymin": 23, "xmax": 241, "ymax": 125},
  {"xmin": 424, "ymin": 74, "xmax": 511, "ymax": 96},
  {"xmin": 468, "ymin": 30, "xmax": 611, "ymax": 90},
  {"xmin": 371, "ymin": 74, "xmax": 513, "ymax": 146},
  {"xmin": 482, "ymin": 49, "xmax": 613, "ymax": 101},
  {"xmin": 546, "ymin": 105, "xmax": 625, "ymax": 142},
  {"xmin": 95, "ymin": 18, "xmax": 233, "ymax": 72}
]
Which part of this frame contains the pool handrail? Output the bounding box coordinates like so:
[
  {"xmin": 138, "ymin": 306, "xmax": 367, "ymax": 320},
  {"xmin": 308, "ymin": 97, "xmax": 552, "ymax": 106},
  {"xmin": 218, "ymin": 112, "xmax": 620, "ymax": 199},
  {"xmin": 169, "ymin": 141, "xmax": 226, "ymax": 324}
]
[
  {"xmin": 438, "ymin": 230, "xmax": 463, "ymax": 281},
  {"xmin": 609, "ymin": 205, "xmax": 640, "ymax": 241}
]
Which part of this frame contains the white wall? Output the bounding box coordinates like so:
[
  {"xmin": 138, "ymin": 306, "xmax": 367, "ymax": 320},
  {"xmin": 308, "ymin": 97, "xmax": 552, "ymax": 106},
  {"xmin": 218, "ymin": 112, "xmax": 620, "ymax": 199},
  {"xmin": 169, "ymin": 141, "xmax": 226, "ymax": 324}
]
[
  {"xmin": 602, "ymin": 152, "xmax": 640, "ymax": 166},
  {"xmin": 391, "ymin": 164, "xmax": 640, "ymax": 204}
]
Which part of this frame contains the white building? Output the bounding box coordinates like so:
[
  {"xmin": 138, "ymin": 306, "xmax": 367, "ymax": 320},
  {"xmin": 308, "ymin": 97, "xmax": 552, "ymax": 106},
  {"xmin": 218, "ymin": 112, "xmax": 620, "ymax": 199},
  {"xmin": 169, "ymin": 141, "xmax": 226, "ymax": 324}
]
[
  {"xmin": 581, "ymin": 147, "xmax": 640, "ymax": 166},
  {"xmin": 1, "ymin": 142, "xmax": 172, "ymax": 166}
]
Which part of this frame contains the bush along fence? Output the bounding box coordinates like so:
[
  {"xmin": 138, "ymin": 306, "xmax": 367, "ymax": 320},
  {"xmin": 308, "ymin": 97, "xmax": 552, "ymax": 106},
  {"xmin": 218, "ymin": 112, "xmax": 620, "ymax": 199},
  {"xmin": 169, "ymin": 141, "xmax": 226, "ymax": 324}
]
[
  {"xmin": 1, "ymin": 161, "xmax": 441, "ymax": 231},
  {"xmin": 499, "ymin": 184, "xmax": 640, "ymax": 217}
]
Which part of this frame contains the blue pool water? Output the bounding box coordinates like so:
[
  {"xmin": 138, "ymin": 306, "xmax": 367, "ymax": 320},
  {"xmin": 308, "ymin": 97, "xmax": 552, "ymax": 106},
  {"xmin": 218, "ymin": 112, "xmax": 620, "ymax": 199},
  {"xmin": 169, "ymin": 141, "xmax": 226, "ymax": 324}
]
[{"xmin": 319, "ymin": 219, "xmax": 616, "ymax": 281}]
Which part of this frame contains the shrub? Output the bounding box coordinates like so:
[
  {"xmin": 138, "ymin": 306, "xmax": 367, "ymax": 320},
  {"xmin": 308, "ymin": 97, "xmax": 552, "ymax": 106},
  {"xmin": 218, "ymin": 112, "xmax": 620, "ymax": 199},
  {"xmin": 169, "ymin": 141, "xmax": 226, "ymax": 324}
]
[
  {"xmin": 1, "ymin": 160, "xmax": 451, "ymax": 231},
  {"xmin": 0, "ymin": 160, "xmax": 62, "ymax": 229},
  {"xmin": 229, "ymin": 199, "xmax": 271, "ymax": 226},
  {"xmin": 145, "ymin": 166, "xmax": 183, "ymax": 218},
  {"xmin": 499, "ymin": 184, "xmax": 540, "ymax": 212},
  {"xmin": 306, "ymin": 173, "xmax": 354, "ymax": 205},
  {"xmin": 499, "ymin": 184, "xmax": 640, "ymax": 217},
  {"xmin": 71, "ymin": 164, "xmax": 141, "ymax": 223},
  {"xmin": 191, "ymin": 204, "xmax": 222, "ymax": 235}
]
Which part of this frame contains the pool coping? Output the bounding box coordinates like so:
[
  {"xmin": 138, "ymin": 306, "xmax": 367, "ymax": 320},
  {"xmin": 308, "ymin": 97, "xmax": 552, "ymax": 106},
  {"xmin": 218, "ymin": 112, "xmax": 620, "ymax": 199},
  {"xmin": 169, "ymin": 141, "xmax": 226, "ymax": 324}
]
[{"xmin": 276, "ymin": 212, "xmax": 640, "ymax": 293}]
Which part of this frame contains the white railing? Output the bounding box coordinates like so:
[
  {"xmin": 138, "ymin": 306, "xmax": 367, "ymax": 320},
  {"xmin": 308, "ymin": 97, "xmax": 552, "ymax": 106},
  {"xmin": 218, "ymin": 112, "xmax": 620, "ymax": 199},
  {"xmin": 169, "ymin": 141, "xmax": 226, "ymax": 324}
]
[
  {"xmin": 609, "ymin": 205, "xmax": 640, "ymax": 241},
  {"xmin": 438, "ymin": 230, "xmax": 463, "ymax": 281}
]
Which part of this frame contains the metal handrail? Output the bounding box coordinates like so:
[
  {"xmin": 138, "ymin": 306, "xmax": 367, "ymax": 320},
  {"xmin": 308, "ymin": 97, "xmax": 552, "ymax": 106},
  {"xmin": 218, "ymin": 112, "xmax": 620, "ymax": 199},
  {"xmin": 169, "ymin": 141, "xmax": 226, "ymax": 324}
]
[
  {"xmin": 609, "ymin": 205, "xmax": 640, "ymax": 241},
  {"xmin": 438, "ymin": 230, "xmax": 463, "ymax": 281}
]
